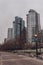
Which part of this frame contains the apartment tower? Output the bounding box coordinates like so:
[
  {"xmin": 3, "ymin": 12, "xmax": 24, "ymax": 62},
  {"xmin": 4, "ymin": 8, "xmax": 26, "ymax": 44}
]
[{"xmin": 26, "ymin": 9, "xmax": 41, "ymax": 43}]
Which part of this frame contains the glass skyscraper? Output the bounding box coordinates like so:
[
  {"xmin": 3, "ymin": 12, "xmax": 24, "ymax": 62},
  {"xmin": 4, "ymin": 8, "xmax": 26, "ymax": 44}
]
[
  {"xmin": 27, "ymin": 9, "xmax": 41, "ymax": 43},
  {"xmin": 13, "ymin": 16, "xmax": 25, "ymax": 39}
]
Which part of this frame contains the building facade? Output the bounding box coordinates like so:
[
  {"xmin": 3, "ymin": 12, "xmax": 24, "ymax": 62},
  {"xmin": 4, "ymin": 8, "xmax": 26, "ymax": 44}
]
[
  {"xmin": 13, "ymin": 16, "xmax": 25, "ymax": 39},
  {"xmin": 27, "ymin": 9, "xmax": 41, "ymax": 43},
  {"xmin": 7, "ymin": 28, "xmax": 13, "ymax": 40}
]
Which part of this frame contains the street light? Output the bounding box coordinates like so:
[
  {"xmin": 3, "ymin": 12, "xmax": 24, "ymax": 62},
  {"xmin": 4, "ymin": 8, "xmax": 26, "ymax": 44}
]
[
  {"xmin": 34, "ymin": 34, "xmax": 38, "ymax": 58},
  {"xmin": 34, "ymin": 34, "xmax": 37, "ymax": 37}
]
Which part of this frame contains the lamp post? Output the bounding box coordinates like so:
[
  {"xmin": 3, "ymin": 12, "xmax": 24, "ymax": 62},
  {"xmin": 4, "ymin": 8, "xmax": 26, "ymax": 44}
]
[{"xmin": 34, "ymin": 34, "xmax": 38, "ymax": 58}]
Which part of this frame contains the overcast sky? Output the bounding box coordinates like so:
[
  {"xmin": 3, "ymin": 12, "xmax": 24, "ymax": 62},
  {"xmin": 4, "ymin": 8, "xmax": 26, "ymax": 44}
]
[{"xmin": 0, "ymin": 0, "xmax": 43, "ymax": 43}]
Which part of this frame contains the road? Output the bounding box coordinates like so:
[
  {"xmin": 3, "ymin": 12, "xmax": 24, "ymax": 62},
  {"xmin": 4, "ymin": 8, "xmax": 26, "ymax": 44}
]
[{"xmin": 0, "ymin": 52, "xmax": 43, "ymax": 65}]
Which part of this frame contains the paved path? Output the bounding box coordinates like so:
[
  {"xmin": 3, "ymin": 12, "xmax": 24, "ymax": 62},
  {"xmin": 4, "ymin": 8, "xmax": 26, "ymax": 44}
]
[{"xmin": 0, "ymin": 52, "xmax": 43, "ymax": 65}]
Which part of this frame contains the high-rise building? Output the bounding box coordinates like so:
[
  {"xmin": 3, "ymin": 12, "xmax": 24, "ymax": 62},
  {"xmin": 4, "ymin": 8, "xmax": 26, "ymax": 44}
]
[
  {"xmin": 13, "ymin": 16, "xmax": 25, "ymax": 39},
  {"xmin": 26, "ymin": 9, "xmax": 41, "ymax": 43},
  {"xmin": 7, "ymin": 28, "xmax": 13, "ymax": 40}
]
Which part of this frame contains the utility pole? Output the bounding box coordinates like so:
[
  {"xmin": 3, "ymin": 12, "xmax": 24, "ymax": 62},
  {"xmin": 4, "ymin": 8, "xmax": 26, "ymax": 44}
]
[{"xmin": 34, "ymin": 34, "xmax": 38, "ymax": 58}]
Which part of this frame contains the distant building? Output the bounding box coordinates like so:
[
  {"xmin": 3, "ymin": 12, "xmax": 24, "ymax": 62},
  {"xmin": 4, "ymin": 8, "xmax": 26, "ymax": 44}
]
[
  {"xmin": 7, "ymin": 28, "xmax": 13, "ymax": 40},
  {"xmin": 13, "ymin": 16, "xmax": 25, "ymax": 39},
  {"xmin": 21, "ymin": 27, "xmax": 27, "ymax": 43},
  {"xmin": 26, "ymin": 9, "xmax": 41, "ymax": 43}
]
